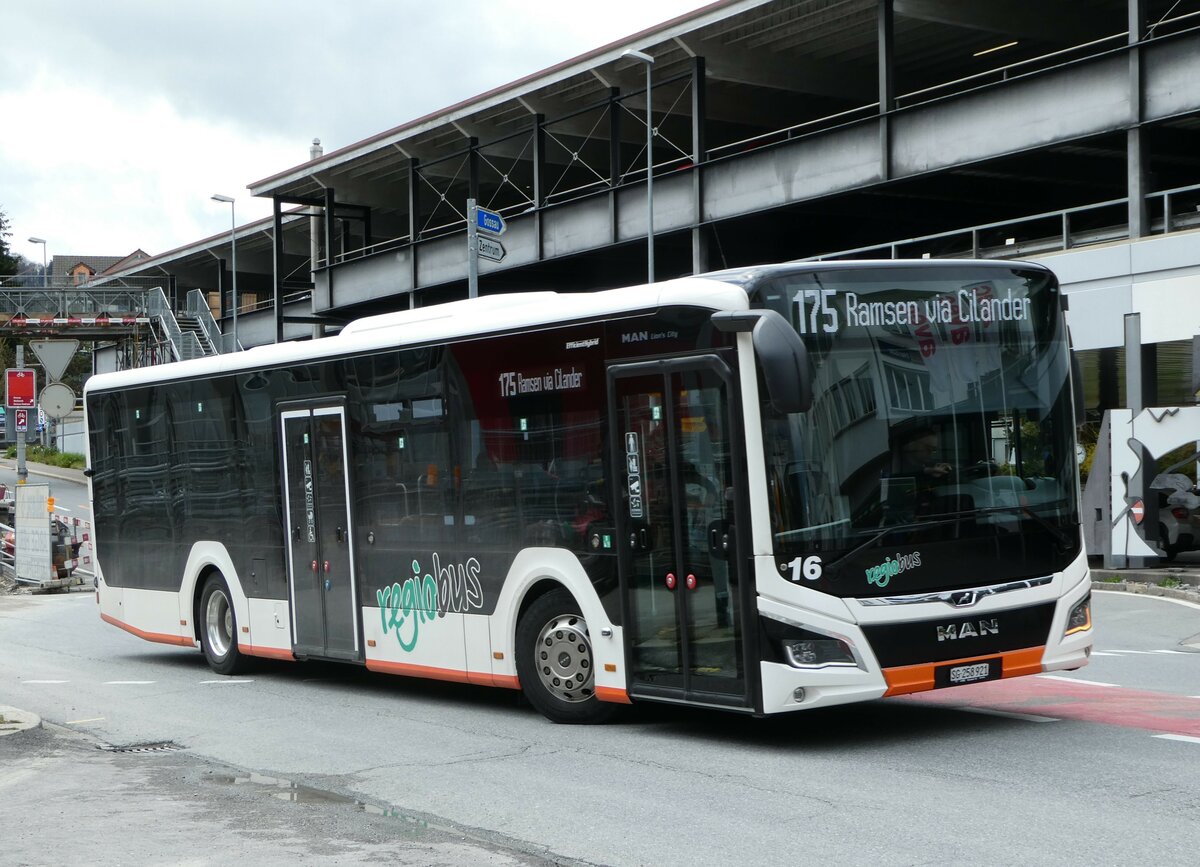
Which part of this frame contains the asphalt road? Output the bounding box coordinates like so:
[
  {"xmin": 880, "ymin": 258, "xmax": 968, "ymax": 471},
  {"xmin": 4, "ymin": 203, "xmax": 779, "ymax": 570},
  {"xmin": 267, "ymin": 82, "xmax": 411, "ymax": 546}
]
[
  {"xmin": 0, "ymin": 459, "xmax": 91, "ymax": 523},
  {"xmin": 1, "ymin": 590, "xmax": 1199, "ymax": 866}
]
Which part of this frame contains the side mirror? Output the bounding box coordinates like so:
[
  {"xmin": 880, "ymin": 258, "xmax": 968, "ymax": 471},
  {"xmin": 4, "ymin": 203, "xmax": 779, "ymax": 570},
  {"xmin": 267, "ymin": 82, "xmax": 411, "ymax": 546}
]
[{"xmin": 712, "ymin": 309, "xmax": 812, "ymax": 413}]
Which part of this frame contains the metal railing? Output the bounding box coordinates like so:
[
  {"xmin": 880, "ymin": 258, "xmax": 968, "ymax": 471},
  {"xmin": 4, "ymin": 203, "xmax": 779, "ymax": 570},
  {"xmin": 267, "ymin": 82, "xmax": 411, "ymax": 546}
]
[
  {"xmin": 185, "ymin": 289, "xmax": 237, "ymax": 353},
  {"xmin": 146, "ymin": 287, "xmax": 203, "ymax": 361},
  {"xmin": 808, "ymin": 181, "xmax": 1200, "ymax": 263}
]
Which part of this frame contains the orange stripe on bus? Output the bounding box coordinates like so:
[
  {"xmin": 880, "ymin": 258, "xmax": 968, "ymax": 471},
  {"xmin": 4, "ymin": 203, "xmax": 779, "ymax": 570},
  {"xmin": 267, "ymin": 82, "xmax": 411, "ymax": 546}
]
[
  {"xmin": 883, "ymin": 646, "xmax": 1044, "ymax": 697},
  {"xmin": 240, "ymin": 644, "xmax": 296, "ymax": 661},
  {"xmin": 366, "ymin": 659, "xmax": 505, "ymax": 687},
  {"xmin": 100, "ymin": 612, "xmax": 195, "ymax": 648},
  {"xmin": 595, "ymin": 686, "xmax": 632, "ymax": 705}
]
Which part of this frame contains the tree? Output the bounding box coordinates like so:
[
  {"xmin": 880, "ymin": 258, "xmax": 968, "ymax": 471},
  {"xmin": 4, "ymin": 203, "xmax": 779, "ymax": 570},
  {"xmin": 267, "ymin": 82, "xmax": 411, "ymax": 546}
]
[{"xmin": 0, "ymin": 206, "xmax": 21, "ymax": 275}]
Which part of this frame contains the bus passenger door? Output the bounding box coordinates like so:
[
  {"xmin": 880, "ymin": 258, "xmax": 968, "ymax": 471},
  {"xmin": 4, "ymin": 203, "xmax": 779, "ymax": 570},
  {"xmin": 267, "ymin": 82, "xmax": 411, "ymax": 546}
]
[
  {"xmin": 609, "ymin": 359, "xmax": 749, "ymax": 708},
  {"xmin": 279, "ymin": 404, "xmax": 361, "ymax": 662}
]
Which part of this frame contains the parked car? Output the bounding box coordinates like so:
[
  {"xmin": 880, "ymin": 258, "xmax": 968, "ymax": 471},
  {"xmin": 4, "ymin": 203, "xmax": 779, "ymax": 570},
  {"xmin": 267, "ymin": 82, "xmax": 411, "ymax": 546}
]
[{"xmin": 1151, "ymin": 473, "xmax": 1200, "ymax": 561}]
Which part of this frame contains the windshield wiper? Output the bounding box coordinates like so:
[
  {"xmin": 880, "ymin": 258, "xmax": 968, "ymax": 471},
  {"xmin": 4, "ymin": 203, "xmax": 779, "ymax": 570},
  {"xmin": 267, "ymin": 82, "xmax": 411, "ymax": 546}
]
[
  {"xmin": 820, "ymin": 514, "xmax": 973, "ymax": 577},
  {"xmin": 974, "ymin": 503, "xmax": 1075, "ymax": 551},
  {"xmin": 820, "ymin": 504, "xmax": 1074, "ymax": 577}
]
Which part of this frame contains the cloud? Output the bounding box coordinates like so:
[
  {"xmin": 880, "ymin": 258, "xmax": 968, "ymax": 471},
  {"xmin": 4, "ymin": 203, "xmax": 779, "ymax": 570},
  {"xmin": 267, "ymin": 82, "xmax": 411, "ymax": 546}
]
[{"xmin": 1, "ymin": 0, "xmax": 706, "ymax": 263}]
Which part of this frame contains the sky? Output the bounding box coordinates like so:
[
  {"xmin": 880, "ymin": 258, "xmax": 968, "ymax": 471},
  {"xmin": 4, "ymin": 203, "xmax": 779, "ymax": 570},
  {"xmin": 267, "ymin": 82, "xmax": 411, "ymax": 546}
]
[{"xmin": 1, "ymin": 1, "xmax": 709, "ymax": 267}]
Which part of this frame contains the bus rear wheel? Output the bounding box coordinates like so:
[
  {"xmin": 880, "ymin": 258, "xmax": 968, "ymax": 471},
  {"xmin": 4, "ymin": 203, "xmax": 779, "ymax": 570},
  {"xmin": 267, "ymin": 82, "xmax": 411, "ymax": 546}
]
[
  {"xmin": 516, "ymin": 588, "xmax": 616, "ymax": 724},
  {"xmin": 199, "ymin": 574, "xmax": 248, "ymax": 676}
]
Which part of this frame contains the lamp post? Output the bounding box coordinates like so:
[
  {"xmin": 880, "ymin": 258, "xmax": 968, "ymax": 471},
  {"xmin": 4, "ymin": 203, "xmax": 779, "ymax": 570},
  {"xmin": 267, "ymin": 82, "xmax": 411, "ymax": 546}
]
[
  {"xmin": 211, "ymin": 194, "xmax": 238, "ymax": 350},
  {"xmin": 622, "ymin": 49, "xmax": 655, "ymax": 284},
  {"xmin": 27, "ymin": 237, "xmax": 47, "ymax": 288}
]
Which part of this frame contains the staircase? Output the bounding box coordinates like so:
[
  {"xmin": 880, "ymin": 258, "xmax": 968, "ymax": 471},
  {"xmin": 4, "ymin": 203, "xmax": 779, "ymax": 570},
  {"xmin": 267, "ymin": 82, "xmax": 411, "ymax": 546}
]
[{"xmin": 176, "ymin": 313, "xmax": 215, "ymax": 356}]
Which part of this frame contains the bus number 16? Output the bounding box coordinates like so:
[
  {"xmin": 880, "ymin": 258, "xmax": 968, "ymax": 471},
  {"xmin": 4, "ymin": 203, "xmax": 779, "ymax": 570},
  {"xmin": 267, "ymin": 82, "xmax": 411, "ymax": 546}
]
[{"xmin": 787, "ymin": 555, "xmax": 823, "ymax": 582}]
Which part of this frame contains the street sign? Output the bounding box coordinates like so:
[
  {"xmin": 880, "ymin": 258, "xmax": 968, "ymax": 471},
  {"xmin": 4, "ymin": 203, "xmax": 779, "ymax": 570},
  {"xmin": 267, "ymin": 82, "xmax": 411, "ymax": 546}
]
[
  {"xmin": 5, "ymin": 369, "xmax": 36, "ymax": 408},
  {"xmin": 475, "ymin": 206, "xmax": 506, "ymax": 236},
  {"xmin": 15, "ymin": 409, "xmax": 28, "ymax": 432},
  {"xmin": 29, "ymin": 339, "xmax": 80, "ymax": 382},
  {"xmin": 477, "ymin": 236, "xmax": 506, "ymax": 262},
  {"xmin": 1131, "ymin": 499, "xmax": 1144, "ymax": 525},
  {"xmin": 39, "ymin": 382, "xmax": 76, "ymax": 420}
]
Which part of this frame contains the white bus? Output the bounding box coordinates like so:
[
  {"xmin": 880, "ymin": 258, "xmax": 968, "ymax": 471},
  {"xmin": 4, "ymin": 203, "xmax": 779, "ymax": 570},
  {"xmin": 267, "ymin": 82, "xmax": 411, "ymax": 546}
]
[{"xmin": 85, "ymin": 260, "xmax": 1092, "ymax": 723}]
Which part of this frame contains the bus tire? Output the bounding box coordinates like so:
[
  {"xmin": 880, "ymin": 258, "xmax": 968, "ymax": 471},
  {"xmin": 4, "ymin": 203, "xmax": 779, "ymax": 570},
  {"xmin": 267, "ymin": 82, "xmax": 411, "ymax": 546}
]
[
  {"xmin": 199, "ymin": 573, "xmax": 248, "ymax": 676},
  {"xmin": 516, "ymin": 588, "xmax": 616, "ymax": 724}
]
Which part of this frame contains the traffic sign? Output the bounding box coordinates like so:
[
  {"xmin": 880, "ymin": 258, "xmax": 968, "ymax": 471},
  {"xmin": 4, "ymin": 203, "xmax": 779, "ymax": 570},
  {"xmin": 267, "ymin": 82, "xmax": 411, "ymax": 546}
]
[
  {"xmin": 39, "ymin": 382, "xmax": 76, "ymax": 420},
  {"xmin": 15, "ymin": 409, "xmax": 27, "ymax": 432},
  {"xmin": 5, "ymin": 369, "xmax": 36, "ymax": 408},
  {"xmin": 475, "ymin": 206, "xmax": 506, "ymax": 236},
  {"xmin": 1131, "ymin": 499, "xmax": 1144, "ymax": 525},
  {"xmin": 477, "ymin": 236, "xmax": 506, "ymax": 262},
  {"xmin": 29, "ymin": 339, "xmax": 80, "ymax": 382}
]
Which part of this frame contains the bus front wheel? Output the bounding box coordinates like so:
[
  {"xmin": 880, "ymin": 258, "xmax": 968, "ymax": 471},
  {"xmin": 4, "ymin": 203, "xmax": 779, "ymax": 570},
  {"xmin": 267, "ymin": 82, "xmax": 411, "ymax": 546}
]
[
  {"xmin": 199, "ymin": 573, "xmax": 248, "ymax": 676},
  {"xmin": 516, "ymin": 588, "xmax": 616, "ymax": 724}
]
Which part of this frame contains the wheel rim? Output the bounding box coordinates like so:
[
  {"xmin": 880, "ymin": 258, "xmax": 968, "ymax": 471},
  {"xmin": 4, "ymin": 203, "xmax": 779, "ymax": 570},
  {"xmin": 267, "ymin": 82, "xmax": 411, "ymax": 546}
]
[
  {"xmin": 534, "ymin": 613, "xmax": 594, "ymax": 703},
  {"xmin": 205, "ymin": 588, "xmax": 233, "ymax": 659}
]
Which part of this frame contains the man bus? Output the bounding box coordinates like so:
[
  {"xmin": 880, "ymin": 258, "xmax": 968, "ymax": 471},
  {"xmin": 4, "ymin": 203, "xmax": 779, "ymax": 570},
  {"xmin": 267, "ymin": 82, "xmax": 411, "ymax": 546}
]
[{"xmin": 85, "ymin": 260, "xmax": 1092, "ymax": 723}]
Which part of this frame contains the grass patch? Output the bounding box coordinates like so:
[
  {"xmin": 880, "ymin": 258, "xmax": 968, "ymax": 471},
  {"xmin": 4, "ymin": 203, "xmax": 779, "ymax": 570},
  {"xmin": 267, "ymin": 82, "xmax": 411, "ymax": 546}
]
[{"xmin": 2, "ymin": 445, "xmax": 86, "ymax": 469}]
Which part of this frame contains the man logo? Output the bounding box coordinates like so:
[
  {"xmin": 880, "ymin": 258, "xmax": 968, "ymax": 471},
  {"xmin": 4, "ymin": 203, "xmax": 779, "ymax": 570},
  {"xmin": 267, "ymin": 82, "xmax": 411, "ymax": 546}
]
[{"xmin": 936, "ymin": 619, "xmax": 999, "ymax": 642}]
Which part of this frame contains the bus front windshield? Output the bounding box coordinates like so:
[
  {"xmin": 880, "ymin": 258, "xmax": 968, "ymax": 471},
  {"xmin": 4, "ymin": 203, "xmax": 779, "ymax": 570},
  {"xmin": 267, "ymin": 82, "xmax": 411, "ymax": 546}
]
[{"xmin": 752, "ymin": 265, "xmax": 1080, "ymax": 598}]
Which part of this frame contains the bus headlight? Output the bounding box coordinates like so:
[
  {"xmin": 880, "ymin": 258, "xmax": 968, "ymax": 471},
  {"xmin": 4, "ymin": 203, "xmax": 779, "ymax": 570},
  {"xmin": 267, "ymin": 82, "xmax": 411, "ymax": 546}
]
[
  {"xmin": 761, "ymin": 614, "xmax": 865, "ymax": 671},
  {"xmin": 1064, "ymin": 593, "xmax": 1091, "ymax": 637},
  {"xmin": 783, "ymin": 638, "xmax": 857, "ymax": 668}
]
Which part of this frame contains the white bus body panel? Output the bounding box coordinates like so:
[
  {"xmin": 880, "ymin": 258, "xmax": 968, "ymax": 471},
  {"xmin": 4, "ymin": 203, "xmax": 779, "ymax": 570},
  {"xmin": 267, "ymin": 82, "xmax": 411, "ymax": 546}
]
[
  {"xmin": 755, "ymin": 548, "xmax": 1093, "ymax": 713},
  {"xmin": 489, "ymin": 548, "xmax": 626, "ymax": 695}
]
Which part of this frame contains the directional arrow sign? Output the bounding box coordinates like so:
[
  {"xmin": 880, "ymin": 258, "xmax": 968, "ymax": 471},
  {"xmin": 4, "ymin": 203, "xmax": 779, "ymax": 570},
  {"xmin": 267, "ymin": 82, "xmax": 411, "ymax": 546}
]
[
  {"xmin": 475, "ymin": 206, "xmax": 506, "ymax": 236},
  {"xmin": 477, "ymin": 236, "xmax": 506, "ymax": 262}
]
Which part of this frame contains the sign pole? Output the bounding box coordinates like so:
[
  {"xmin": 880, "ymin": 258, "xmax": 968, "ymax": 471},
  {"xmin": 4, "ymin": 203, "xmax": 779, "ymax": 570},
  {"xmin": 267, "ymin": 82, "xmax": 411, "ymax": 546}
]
[
  {"xmin": 15, "ymin": 344, "xmax": 26, "ymax": 486},
  {"xmin": 467, "ymin": 198, "xmax": 479, "ymax": 300}
]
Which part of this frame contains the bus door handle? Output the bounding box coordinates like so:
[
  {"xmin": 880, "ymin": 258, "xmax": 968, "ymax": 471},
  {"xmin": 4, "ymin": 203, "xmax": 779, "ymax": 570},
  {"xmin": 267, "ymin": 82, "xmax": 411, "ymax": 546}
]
[
  {"xmin": 708, "ymin": 521, "xmax": 733, "ymax": 559},
  {"xmin": 336, "ymin": 526, "xmax": 344, "ymax": 543}
]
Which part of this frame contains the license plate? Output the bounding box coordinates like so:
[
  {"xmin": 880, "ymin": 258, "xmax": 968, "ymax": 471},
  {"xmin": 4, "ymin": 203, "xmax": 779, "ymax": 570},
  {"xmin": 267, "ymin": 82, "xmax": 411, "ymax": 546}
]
[
  {"xmin": 949, "ymin": 662, "xmax": 991, "ymax": 684},
  {"xmin": 935, "ymin": 658, "xmax": 1000, "ymax": 688}
]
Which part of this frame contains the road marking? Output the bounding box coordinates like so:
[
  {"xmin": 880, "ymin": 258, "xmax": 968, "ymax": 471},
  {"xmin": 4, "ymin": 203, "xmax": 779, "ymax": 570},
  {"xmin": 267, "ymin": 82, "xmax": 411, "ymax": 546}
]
[
  {"xmin": 908, "ymin": 678, "xmax": 1200, "ymax": 738},
  {"xmin": 1152, "ymin": 649, "xmax": 1190, "ymax": 655},
  {"xmin": 54, "ymin": 505, "xmax": 71, "ymax": 512},
  {"xmin": 1037, "ymin": 675, "xmax": 1120, "ymax": 687},
  {"xmin": 199, "ymin": 679, "xmax": 254, "ymax": 684},
  {"xmin": 959, "ymin": 707, "xmax": 1060, "ymax": 723},
  {"xmin": 1103, "ymin": 650, "xmax": 1156, "ymax": 655},
  {"xmin": 1154, "ymin": 734, "xmax": 1200, "ymax": 746},
  {"xmin": 24, "ymin": 680, "xmax": 69, "ymax": 684},
  {"xmin": 66, "ymin": 717, "xmax": 105, "ymax": 725},
  {"xmin": 103, "ymin": 680, "xmax": 155, "ymax": 685},
  {"xmin": 1090, "ymin": 651, "xmax": 1121, "ymax": 657}
]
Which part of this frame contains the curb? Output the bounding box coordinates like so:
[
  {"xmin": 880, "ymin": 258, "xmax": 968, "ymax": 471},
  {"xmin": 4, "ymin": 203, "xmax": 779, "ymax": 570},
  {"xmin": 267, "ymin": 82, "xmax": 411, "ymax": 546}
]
[
  {"xmin": 0, "ymin": 460, "xmax": 86, "ymax": 486},
  {"xmin": 1092, "ymin": 576, "xmax": 1200, "ymax": 605},
  {"xmin": 0, "ymin": 705, "xmax": 41, "ymax": 736}
]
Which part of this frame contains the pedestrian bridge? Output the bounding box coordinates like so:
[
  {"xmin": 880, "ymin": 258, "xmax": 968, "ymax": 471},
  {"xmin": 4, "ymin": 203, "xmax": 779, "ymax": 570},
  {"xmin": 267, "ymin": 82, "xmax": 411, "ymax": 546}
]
[{"xmin": 0, "ymin": 276, "xmax": 232, "ymax": 367}]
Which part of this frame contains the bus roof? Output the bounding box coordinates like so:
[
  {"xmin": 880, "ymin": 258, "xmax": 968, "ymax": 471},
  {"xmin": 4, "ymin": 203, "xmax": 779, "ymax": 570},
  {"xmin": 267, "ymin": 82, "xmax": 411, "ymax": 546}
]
[{"xmin": 84, "ymin": 275, "xmax": 749, "ymax": 395}]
